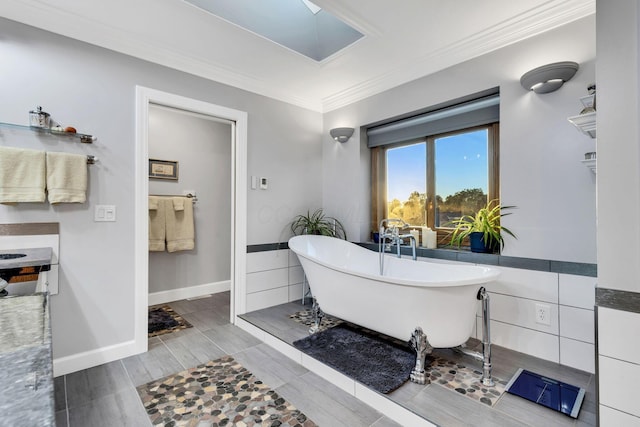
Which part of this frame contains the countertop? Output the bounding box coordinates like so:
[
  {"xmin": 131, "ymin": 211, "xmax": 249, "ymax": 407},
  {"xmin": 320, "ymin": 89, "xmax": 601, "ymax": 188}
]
[{"xmin": 0, "ymin": 247, "xmax": 52, "ymax": 270}]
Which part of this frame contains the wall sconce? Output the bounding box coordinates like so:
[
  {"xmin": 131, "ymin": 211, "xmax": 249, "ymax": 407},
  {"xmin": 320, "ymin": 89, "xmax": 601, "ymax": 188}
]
[
  {"xmin": 520, "ymin": 61, "xmax": 579, "ymax": 94},
  {"xmin": 330, "ymin": 127, "xmax": 354, "ymax": 143}
]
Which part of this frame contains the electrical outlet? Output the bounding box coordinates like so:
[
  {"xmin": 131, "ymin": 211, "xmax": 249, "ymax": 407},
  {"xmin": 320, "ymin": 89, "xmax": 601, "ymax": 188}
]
[{"xmin": 535, "ymin": 303, "xmax": 551, "ymax": 325}]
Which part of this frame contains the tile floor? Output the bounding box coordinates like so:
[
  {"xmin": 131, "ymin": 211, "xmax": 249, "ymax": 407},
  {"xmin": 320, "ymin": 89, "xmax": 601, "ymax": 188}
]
[
  {"xmin": 54, "ymin": 291, "xmax": 597, "ymax": 426},
  {"xmin": 241, "ymin": 300, "xmax": 598, "ymax": 427},
  {"xmin": 53, "ymin": 292, "xmax": 399, "ymax": 426}
]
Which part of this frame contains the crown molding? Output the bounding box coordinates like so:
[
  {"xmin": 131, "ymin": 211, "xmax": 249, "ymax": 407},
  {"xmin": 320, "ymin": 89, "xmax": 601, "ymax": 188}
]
[
  {"xmin": 0, "ymin": 0, "xmax": 324, "ymax": 112},
  {"xmin": 321, "ymin": 0, "xmax": 595, "ymax": 112},
  {"xmin": 2, "ymin": 0, "xmax": 594, "ymax": 114}
]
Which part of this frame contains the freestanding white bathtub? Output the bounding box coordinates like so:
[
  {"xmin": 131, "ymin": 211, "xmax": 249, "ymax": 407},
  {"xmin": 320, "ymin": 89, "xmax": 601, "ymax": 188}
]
[{"xmin": 288, "ymin": 234, "xmax": 501, "ymax": 384}]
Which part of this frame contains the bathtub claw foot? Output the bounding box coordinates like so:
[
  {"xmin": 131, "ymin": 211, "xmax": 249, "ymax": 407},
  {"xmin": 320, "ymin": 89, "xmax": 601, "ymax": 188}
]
[
  {"xmin": 309, "ymin": 298, "xmax": 324, "ymax": 334},
  {"xmin": 409, "ymin": 327, "xmax": 433, "ymax": 385}
]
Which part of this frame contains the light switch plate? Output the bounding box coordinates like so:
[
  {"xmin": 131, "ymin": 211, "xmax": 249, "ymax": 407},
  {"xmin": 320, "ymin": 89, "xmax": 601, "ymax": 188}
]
[{"xmin": 95, "ymin": 205, "xmax": 116, "ymax": 222}]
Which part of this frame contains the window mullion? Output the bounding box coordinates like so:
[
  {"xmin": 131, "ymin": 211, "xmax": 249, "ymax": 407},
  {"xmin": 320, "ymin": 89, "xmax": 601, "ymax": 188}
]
[{"xmin": 426, "ymin": 138, "xmax": 435, "ymax": 228}]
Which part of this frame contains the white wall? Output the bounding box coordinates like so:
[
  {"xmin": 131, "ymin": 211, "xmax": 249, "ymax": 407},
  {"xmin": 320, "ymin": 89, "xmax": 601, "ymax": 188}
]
[
  {"xmin": 596, "ymin": 1, "xmax": 640, "ymax": 424},
  {"xmin": 597, "ymin": 2, "xmax": 640, "ymax": 293},
  {"xmin": 323, "ymin": 16, "xmax": 597, "ymax": 264},
  {"xmin": 0, "ymin": 17, "xmax": 322, "ymax": 371},
  {"xmin": 148, "ymin": 105, "xmax": 232, "ymax": 295}
]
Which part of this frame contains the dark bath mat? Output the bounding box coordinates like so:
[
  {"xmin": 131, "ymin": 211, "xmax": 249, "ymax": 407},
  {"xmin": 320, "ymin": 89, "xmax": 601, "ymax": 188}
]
[
  {"xmin": 293, "ymin": 323, "xmax": 415, "ymax": 394},
  {"xmin": 148, "ymin": 304, "xmax": 193, "ymax": 338}
]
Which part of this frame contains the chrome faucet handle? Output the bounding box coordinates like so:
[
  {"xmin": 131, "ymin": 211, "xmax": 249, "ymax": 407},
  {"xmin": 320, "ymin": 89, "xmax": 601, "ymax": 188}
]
[{"xmin": 379, "ymin": 218, "xmax": 408, "ymax": 235}]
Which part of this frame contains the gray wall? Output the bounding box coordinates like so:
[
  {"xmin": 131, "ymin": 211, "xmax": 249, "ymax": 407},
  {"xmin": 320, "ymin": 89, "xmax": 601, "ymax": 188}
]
[
  {"xmin": 148, "ymin": 105, "xmax": 231, "ymax": 293},
  {"xmin": 0, "ymin": 17, "xmax": 322, "ymax": 362},
  {"xmin": 323, "ymin": 16, "xmax": 597, "ymax": 264}
]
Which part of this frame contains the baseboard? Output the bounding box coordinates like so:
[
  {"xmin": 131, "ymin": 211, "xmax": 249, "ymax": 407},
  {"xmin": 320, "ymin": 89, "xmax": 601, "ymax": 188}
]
[
  {"xmin": 148, "ymin": 280, "xmax": 230, "ymax": 306},
  {"xmin": 53, "ymin": 339, "xmax": 139, "ymax": 377}
]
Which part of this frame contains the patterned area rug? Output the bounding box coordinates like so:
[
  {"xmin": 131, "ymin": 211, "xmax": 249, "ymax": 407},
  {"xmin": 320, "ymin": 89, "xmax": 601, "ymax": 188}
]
[
  {"xmin": 148, "ymin": 305, "xmax": 193, "ymax": 338},
  {"xmin": 426, "ymin": 356, "xmax": 508, "ymax": 406},
  {"xmin": 136, "ymin": 355, "xmax": 316, "ymax": 427},
  {"xmin": 288, "ymin": 309, "xmax": 343, "ymax": 332}
]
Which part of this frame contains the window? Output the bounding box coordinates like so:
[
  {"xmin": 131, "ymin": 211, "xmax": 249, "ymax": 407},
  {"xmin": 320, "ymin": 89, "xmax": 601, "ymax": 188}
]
[{"xmin": 369, "ymin": 92, "xmax": 500, "ymax": 247}]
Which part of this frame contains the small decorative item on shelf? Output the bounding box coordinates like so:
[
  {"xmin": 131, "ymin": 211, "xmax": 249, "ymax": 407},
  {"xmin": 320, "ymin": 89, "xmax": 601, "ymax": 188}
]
[
  {"xmin": 420, "ymin": 226, "xmax": 437, "ymax": 249},
  {"xmin": 568, "ymin": 84, "xmax": 597, "ymax": 138},
  {"xmin": 448, "ymin": 200, "xmax": 517, "ymax": 253},
  {"xmin": 28, "ymin": 106, "xmax": 50, "ymax": 129},
  {"xmin": 582, "ymin": 152, "xmax": 597, "ymax": 174},
  {"xmin": 580, "ymin": 84, "xmax": 596, "ymax": 114}
]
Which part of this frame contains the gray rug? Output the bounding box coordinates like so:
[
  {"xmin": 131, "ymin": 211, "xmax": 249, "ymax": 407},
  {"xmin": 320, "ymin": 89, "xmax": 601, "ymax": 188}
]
[{"xmin": 293, "ymin": 323, "xmax": 415, "ymax": 394}]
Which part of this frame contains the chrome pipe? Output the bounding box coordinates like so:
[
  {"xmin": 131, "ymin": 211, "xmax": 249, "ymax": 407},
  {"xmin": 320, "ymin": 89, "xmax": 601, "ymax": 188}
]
[
  {"xmin": 479, "ymin": 287, "xmax": 494, "ymax": 386},
  {"xmin": 398, "ymin": 234, "xmax": 417, "ymax": 260},
  {"xmin": 453, "ymin": 287, "xmax": 493, "ymax": 385}
]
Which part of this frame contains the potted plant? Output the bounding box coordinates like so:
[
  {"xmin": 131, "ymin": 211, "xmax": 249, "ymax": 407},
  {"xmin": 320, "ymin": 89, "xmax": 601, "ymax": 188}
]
[
  {"xmin": 448, "ymin": 199, "xmax": 516, "ymax": 253},
  {"xmin": 290, "ymin": 208, "xmax": 347, "ymax": 240}
]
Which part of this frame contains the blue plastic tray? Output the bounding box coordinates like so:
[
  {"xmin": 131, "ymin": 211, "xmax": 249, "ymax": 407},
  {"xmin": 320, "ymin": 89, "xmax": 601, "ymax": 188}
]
[{"xmin": 505, "ymin": 368, "xmax": 585, "ymax": 418}]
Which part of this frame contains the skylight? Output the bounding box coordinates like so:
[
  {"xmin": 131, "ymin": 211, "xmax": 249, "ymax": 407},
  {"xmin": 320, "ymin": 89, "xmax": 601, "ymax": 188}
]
[
  {"xmin": 185, "ymin": 0, "xmax": 364, "ymax": 61},
  {"xmin": 301, "ymin": 0, "xmax": 322, "ymax": 15}
]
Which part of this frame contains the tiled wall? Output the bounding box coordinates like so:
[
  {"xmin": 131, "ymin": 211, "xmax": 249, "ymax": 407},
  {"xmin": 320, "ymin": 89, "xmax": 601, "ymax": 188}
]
[
  {"xmin": 245, "ymin": 249, "xmax": 304, "ymax": 312},
  {"xmin": 245, "ymin": 247, "xmax": 596, "ymax": 374},
  {"xmin": 476, "ymin": 267, "xmax": 595, "ymax": 373},
  {"xmin": 597, "ymin": 304, "xmax": 640, "ymax": 423}
]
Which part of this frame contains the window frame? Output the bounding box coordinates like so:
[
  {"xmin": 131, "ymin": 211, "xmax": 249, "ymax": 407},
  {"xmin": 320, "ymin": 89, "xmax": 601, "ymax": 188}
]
[{"xmin": 371, "ymin": 122, "xmax": 500, "ymax": 247}]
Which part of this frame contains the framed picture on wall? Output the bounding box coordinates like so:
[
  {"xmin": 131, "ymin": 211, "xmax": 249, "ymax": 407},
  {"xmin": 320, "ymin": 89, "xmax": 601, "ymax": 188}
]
[{"xmin": 149, "ymin": 159, "xmax": 179, "ymax": 180}]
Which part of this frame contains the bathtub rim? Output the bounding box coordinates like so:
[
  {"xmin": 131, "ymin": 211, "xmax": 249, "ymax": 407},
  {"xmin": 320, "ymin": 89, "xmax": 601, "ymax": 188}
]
[{"xmin": 289, "ymin": 235, "xmax": 500, "ymax": 289}]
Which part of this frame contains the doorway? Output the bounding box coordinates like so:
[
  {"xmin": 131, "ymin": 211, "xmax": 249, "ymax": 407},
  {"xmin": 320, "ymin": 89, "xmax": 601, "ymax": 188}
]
[{"xmin": 134, "ymin": 86, "xmax": 248, "ymax": 354}]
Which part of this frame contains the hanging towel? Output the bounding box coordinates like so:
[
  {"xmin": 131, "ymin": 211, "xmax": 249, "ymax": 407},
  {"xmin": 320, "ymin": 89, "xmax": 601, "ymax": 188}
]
[
  {"xmin": 148, "ymin": 196, "xmax": 160, "ymax": 211},
  {"xmin": 165, "ymin": 197, "xmax": 195, "ymax": 252},
  {"xmin": 46, "ymin": 152, "xmax": 87, "ymax": 203},
  {"xmin": 0, "ymin": 146, "xmax": 46, "ymax": 203},
  {"xmin": 172, "ymin": 197, "xmax": 185, "ymax": 211},
  {"xmin": 148, "ymin": 196, "xmax": 166, "ymax": 251}
]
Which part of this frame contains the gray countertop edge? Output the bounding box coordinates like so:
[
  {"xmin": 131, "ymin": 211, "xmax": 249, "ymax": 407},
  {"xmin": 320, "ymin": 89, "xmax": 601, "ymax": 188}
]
[
  {"xmin": 0, "ymin": 247, "xmax": 52, "ymax": 270},
  {"xmin": 247, "ymin": 241, "xmax": 597, "ymax": 277}
]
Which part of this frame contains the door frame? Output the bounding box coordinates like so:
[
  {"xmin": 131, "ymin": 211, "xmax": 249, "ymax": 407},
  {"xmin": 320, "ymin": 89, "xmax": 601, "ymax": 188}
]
[{"xmin": 134, "ymin": 86, "xmax": 247, "ymax": 353}]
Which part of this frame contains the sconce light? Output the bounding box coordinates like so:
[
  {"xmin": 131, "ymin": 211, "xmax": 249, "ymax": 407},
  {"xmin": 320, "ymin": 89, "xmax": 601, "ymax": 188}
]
[
  {"xmin": 330, "ymin": 127, "xmax": 354, "ymax": 143},
  {"xmin": 520, "ymin": 61, "xmax": 579, "ymax": 94}
]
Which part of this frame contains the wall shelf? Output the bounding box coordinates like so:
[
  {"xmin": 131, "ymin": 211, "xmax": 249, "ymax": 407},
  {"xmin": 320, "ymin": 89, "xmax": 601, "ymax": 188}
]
[
  {"xmin": 0, "ymin": 121, "xmax": 96, "ymax": 143},
  {"xmin": 581, "ymin": 158, "xmax": 596, "ymax": 174},
  {"xmin": 567, "ymin": 112, "xmax": 596, "ymax": 138}
]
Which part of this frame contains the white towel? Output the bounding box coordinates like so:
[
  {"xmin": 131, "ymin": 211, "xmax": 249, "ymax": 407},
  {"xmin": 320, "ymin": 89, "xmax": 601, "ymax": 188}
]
[
  {"xmin": 166, "ymin": 197, "xmax": 195, "ymax": 252},
  {"xmin": 46, "ymin": 152, "xmax": 87, "ymax": 204},
  {"xmin": 172, "ymin": 197, "xmax": 185, "ymax": 211},
  {"xmin": 148, "ymin": 197, "xmax": 159, "ymax": 210},
  {"xmin": 148, "ymin": 196, "xmax": 166, "ymax": 251},
  {"xmin": 0, "ymin": 146, "xmax": 46, "ymax": 203}
]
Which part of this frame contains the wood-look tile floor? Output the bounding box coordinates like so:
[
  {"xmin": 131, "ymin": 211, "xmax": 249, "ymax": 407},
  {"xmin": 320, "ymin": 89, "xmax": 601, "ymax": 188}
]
[
  {"xmin": 53, "ymin": 292, "xmax": 400, "ymax": 427},
  {"xmin": 241, "ymin": 300, "xmax": 598, "ymax": 427},
  {"xmin": 54, "ymin": 292, "xmax": 596, "ymax": 426}
]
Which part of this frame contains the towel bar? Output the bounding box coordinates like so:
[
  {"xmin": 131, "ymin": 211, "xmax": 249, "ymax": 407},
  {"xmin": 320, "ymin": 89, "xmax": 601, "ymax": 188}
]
[{"xmin": 149, "ymin": 193, "xmax": 197, "ymax": 203}]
